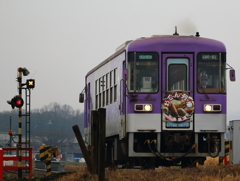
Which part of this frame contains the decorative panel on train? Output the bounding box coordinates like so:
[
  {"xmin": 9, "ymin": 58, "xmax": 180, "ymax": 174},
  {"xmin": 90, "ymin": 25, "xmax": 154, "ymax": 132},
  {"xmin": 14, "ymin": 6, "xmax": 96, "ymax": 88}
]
[{"xmin": 162, "ymin": 92, "xmax": 194, "ymax": 128}]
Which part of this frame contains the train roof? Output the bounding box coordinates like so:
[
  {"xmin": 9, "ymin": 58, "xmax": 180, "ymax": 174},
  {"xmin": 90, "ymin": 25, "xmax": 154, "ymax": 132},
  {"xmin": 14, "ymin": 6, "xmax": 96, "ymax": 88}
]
[
  {"xmin": 86, "ymin": 34, "xmax": 226, "ymax": 77},
  {"xmin": 128, "ymin": 34, "xmax": 225, "ymax": 51}
]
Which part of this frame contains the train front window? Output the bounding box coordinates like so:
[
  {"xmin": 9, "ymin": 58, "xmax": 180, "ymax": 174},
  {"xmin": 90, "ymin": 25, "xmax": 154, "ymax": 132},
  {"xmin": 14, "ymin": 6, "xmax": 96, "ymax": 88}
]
[
  {"xmin": 128, "ymin": 52, "xmax": 159, "ymax": 93},
  {"xmin": 197, "ymin": 53, "xmax": 226, "ymax": 93},
  {"xmin": 167, "ymin": 58, "xmax": 189, "ymax": 91}
]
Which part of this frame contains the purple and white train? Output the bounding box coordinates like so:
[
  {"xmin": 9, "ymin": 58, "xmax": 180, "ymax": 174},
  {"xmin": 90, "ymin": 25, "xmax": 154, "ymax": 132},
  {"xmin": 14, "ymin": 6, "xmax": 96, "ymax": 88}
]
[{"xmin": 80, "ymin": 30, "xmax": 235, "ymax": 168}]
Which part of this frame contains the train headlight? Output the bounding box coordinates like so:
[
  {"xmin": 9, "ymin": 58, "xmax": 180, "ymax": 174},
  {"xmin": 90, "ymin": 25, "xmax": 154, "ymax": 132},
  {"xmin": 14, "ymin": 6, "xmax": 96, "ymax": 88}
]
[
  {"xmin": 203, "ymin": 104, "xmax": 221, "ymax": 112},
  {"xmin": 204, "ymin": 104, "xmax": 212, "ymax": 111},
  {"xmin": 144, "ymin": 104, "xmax": 152, "ymax": 111},
  {"xmin": 135, "ymin": 104, "xmax": 152, "ymax": 112}
]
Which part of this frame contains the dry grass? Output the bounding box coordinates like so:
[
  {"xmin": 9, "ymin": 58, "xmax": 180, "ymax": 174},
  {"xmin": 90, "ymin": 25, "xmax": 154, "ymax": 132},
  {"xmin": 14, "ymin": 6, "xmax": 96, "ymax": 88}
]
[
  {"xmin": 55, "ymin": 157, "xmax": 240, "ymax": 181},
  {"xmin": 3, "ymin": 157, "xmax": 238, "ymax": 181}
]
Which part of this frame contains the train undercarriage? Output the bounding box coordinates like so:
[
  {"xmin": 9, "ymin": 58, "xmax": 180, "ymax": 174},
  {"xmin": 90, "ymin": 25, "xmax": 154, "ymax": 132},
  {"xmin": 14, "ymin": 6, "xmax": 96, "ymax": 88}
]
[{"xmin": 105, "ymin": 132, "xmax": 223, "ymax": 169}]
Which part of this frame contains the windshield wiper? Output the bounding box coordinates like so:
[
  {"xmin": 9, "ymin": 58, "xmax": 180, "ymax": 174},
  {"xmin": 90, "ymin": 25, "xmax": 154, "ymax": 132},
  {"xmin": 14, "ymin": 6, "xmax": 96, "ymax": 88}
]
[{"xmin": 200, "ymin": 84, "xmax": 210, "ymax": 100}]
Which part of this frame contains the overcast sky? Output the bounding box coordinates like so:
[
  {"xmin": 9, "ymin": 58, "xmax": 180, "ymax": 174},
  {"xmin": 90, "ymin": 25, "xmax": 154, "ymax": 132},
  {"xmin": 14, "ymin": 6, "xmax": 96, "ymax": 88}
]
[{"xmin": 0, "ymin": 1, "xmax": 239, "ymax": 120}]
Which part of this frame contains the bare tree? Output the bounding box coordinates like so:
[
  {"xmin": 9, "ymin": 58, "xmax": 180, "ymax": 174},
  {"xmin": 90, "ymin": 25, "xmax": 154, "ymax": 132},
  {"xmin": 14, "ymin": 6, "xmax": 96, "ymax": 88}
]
[
  {"xmin": 31, "ymin": 102, "xmax": 83, "ymax": 152},
  {"xmin": 0, "ymin": 103, "xmax": 84, "ymax": 153}
]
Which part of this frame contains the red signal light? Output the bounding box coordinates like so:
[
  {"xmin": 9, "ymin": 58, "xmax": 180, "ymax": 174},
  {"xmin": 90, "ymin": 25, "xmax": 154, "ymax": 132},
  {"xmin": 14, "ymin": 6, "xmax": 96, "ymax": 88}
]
[
  {"xmin": 16, "ymin": 100, "xmax": 21, "ymax": 105},
  {"xmin": 7, "ymin": 96, "xmax": 24, "ymax": 109},
  {"xmin": 13, "ymin": 97, "xmax": 24, "ymax": 108}
]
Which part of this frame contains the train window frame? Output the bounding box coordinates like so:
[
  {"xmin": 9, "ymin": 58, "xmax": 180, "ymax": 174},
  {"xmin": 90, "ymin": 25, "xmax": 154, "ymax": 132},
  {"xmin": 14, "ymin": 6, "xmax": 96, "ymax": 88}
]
[
  {"xmin": 95, "ymin": 80, "xmax": 98, "ymax": 95},
  {"xmin": 197, "ymin": 52, "xmax": 226, "ymax": 94},
  {"xmin": 114, "ymin": 68, "xmax": 117, "ymax": 85},
  {"xmin": 106, "ymin": 73, "xmax": 109, "ymax": 89},
  {"xmin": 127, "ymin": 52, "xmax": 159, "ymax": 93},
  {"xmin": 98, "ymin": 78, "xmax": 101, "ymax": 93},
  {"xmin": 110, "ymin": 71, "xmax": 113, "ymax": 87},
  {"xmin": 114, "ymin": 68, "xmax": 117, "ymax": 102}
]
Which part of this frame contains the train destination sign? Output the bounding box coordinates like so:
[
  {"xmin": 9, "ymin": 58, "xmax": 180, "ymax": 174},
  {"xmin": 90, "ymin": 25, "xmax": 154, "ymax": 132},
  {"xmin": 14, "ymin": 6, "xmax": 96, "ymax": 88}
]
[
  {"xmin": 139, "ymin": 55, "xmax": 152, "ymax": 59},
  {"xmin": 201, "ymin": 54, "xmax": 218, "ymax": 60}
]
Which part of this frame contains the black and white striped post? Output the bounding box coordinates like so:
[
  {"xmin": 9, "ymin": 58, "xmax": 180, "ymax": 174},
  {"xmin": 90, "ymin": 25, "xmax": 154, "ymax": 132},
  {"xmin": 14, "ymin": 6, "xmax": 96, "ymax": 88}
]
[{"xmin": 17, "ymin": 67, "xmax": 23, "ymax": 178}]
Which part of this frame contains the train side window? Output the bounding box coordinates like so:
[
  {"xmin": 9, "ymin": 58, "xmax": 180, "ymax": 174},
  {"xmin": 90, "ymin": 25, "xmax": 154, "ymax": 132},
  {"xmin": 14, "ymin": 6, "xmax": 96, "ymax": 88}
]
[
  {"xmin": 95, "ymin": 80, "xmax": 98, "ymax": 109},
  {"xmin": 106, "ymin": 73, "xmax": 109, "ymax": 105},
  {"xmin": 96, "ymin": 95, "xmax": 98, "ymax": 109},
  {"xmin": 114, "ymin": 68, "xmax": 117, "ymax": 102},
  {"xmin": 103, "ymin": 91, "xmax": 105, "ymax": 107},
  {"xmin": 99, "ymin": 93, "xmax": 102, "ymax": 108},
  {"xmin": 98, "ymin": 78, "xmax": 101, "ymax": 93},
  {"xmin": 110, "ymin": 87, "xmax": 113, "ymax": 103},
  {"xmin": 106, "ymin": 89, "xmax": 109, "ymax": 105},
  {"xmin": 114, "ymin": 85, "xmax": 117, "ymax": 102},
  {"xmin": 110, "ymin": 71, "xmax": 113, "ymax": 87},
  {"xmin": 95, "ymin": 80, "xmax": 98, "ymax": 95},
  {"xmin": 106, "ymin": 73, "xmax": 109, "ymax": 89},
  {"xmin": 114, "ymin": 68, "xmax": 117, "ymax": 85}
]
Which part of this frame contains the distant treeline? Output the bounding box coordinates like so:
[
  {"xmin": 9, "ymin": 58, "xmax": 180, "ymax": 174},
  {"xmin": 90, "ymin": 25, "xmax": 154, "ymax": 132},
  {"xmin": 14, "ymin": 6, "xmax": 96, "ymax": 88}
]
[{"xmin": 0, "ymin": 102, "xmax": 84, "ymax": 148}]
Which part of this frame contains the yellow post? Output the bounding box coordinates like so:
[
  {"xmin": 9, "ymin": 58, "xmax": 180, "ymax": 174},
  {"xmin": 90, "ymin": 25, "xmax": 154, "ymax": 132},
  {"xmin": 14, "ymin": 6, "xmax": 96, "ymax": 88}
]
[{"xmin": 39, "ymin": 146, "xmax": 59, "ymax": 176}]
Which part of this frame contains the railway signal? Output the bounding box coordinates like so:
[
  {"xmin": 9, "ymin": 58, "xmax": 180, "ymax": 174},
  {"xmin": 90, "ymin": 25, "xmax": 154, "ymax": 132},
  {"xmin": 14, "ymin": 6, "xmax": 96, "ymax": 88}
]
[
  {"xmin": 5, "ymin": 67, "xmax": 35, "ymax": 179},
  {"xmin": 18, "ymin": 67, "xmax": 30, "ymax": 76},
  {"xmin": 7, "ymin": 96, "xmax": 24, "ymax": 109},
  {"xmin": 26, "ymin": 79, "xmax": 35, "ymax": 89}
]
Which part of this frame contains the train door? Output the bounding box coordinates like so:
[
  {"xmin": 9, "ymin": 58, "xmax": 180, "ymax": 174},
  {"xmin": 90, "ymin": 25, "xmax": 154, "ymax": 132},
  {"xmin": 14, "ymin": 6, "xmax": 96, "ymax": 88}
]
[
  {"xmin": 85, "ymin": 82, "xmax": 91, "ymax": 144},
  {"xmin": 85, "ymin": 83, "xmax": 91, "ymax": 123},
  {"xmin": 120, "ymin": 61, "xmax": 126, "ymax": 115},
  {"xmin": 120, "ymin": 61, "xmax": 126, "ymax": 138},
  {"xmin": 161, "ymin": 54, "xmax": 194, "ymax": 131}
]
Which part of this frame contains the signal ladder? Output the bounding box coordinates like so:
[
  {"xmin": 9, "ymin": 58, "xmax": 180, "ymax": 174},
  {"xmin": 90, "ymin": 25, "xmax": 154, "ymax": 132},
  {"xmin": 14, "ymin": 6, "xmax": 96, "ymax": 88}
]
[{"xmin": 21, "ymin": 88, "xmax": 31, "ymax": 151}]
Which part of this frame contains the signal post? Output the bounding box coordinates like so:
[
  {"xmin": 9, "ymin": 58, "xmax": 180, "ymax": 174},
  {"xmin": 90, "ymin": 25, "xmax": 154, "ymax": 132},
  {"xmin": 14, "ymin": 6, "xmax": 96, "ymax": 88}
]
[
  {"xmin": 6, "ymin": 67, "xmax": 35, "ymax": 179},
  {"xmin": 17, "ymin": 67, "xmax": 24, "ymax": 178}
]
